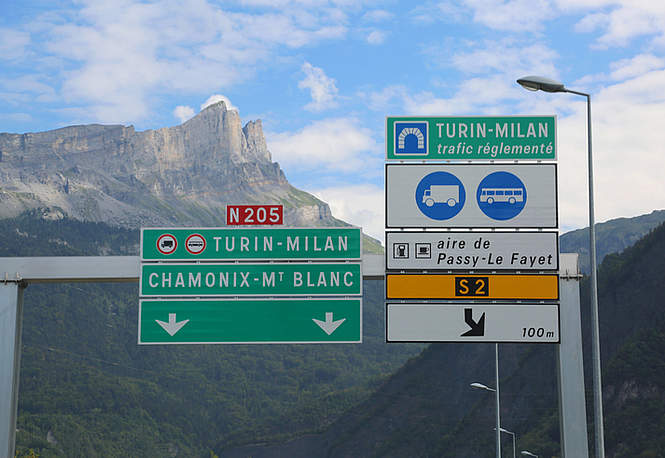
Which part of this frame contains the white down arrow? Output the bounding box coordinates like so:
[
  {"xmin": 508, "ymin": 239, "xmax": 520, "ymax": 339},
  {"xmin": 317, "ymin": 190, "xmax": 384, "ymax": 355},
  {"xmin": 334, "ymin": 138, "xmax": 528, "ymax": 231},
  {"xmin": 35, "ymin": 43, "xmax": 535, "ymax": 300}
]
[
  {"xmin": 155, "ymin": 313, "xmax": 190, "ymax": 336},
  {"xmin": 312, "ymin": 312, "xmax": 346, "ymax": 335}
]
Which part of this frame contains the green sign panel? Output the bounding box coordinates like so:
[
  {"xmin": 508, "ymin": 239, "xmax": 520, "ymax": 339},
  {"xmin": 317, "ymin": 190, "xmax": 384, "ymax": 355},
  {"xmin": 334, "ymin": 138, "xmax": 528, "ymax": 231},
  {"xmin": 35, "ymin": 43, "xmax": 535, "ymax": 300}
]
[
  {"xmin": 138, "ymin": 298, "xmax": 362, "ymax": 344},
  {"xmin": 140, "ymin": 263, "xmax": 362, "ymax": 297},
  {"xmin": 386, "ymin": 116, "xmax": 556, "ymax": 160},
  {"xmin": 141, "ymin": 227, "xmax": 362, "ymax": 261}
]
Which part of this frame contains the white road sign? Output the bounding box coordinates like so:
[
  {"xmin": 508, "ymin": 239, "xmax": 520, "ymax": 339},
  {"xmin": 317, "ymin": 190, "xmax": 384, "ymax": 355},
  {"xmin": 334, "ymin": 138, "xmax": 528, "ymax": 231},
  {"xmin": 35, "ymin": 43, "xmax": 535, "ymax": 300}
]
[
  {"xmin": 386, "ymin": 303, "xmax": 559, "ymax": 343},
  {"xmin": 386, "ymin": 231, "xmax": 558, "ymax": 271},
  {"xmin": 385, "ymin": 164, "xmax": 557, "ymax": 228}
]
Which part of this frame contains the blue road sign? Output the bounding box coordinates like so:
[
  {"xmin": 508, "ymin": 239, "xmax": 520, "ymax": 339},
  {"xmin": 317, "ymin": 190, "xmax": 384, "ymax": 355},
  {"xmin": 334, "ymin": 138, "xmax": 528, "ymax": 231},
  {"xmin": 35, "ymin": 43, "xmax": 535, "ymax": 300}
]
[
  {"xmin": 415, "ymin": 171, "xmax": 466, "ymax": 220},
  {"xmin": 386, "ymin": 164, "xmax": 557, "ymax": 228},
  {"xmin": 476, "ymin": 171, "xmax": 527, "ymax": 220},
  {"xmin": 394, "ymin": 121, "xmax": 428, "ymax": 156}
]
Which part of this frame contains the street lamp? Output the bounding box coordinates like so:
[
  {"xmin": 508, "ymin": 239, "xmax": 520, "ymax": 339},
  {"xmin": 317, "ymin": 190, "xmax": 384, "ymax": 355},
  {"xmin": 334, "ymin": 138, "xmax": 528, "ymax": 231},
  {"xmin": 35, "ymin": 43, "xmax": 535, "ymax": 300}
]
[
  {"xmin": 470, "ymin": 344, "xmax": 501, "ymax": 458},
  {"xmin": 521, "ymin": 451, "xmax": 538, "ymax": 458},
  {"xmin": 516, "ymin": 75, "xmax": 605, "ymax": 458}
]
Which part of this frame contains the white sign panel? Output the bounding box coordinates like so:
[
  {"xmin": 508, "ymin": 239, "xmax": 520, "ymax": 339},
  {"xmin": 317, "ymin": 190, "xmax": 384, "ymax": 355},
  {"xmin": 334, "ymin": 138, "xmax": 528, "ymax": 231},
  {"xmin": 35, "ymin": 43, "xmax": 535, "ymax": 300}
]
[
  {"xmin": 385, "ymin": 164, "xmax": 557, "ymax": 228},
  {"xmin": 386, "ymin": 231, "xmax": 558, "ymax": 271},
  {"xmin": 386, "ymin": 303, "xmax": 559, "ymax": 343}
]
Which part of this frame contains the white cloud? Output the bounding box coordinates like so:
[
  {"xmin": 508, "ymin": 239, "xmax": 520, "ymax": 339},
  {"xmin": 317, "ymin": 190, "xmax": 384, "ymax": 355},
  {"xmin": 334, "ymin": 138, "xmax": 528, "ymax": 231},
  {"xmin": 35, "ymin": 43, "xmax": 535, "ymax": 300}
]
[
  {"xmin": 574, "ymin": 11, "xmax": 608, "ymax": 33},
  {"xmin": 6, "ymin": 0, "xmax": 354, "ymax": 123},
  {"xmin": 568, "ymin": 1, "xmax": 665, "ymax": 47},
  {"xmin": 0, "ymin": 28, "xmax": 30, "ymax": 60},
  {"xmin": 366, "ymin": 30, "xmax": 387, "ymax": 45},
  {"xmin": 173, "ymin": 105, "xmax": 195, "ymax": 123},
  {"xmin": 298, "ymin": 62, "xmax": 339, "ymax": 112},
  {"xmin": 514, "ymin": 68, "xmax": 665, "ymax": 230},
  {"xmin": 267, "ymin": 117, "xmax": 379, "ymax": 172},
  {"xmin": 591, "ymin": 71, "xmax": 665, "ymax": 221},
  {"xmin": 421, "ymin": 1, "xmax": 665, "ymax": 49},
  {"xmin": 450, "ymin": 40, "xmax": 559, "ymax": 76},
  {"xmin": 410, "ymin": 1, "xmax": 467, "ymax": 24},
  {"xmin": 609, "ymin": 54, "xmax": 665, "ymax": 81},
  {"xmin": 362, "ymin": 9, "xmax": 393, "ymax": 22},
  {"xmin": 0, "ymin": 75, "xmax": 58, "ymax": 104},
  {"xmin": 200, "ymin": 94, "xmax": 238, "ymax": 112},
  {"xmin": 362, "ymin": 40, "xmax": 561, "ymax": 116},
  {"xmin": 312, "ymin": 184, "xmax": 384, "ymax": 243},
  {"xmin": 441, "ymin": 0, "xmax": 556, "ymax": 32},
  {"xmin": 358, "ymin": 85, "xmax": 408, "ymax": 112}
]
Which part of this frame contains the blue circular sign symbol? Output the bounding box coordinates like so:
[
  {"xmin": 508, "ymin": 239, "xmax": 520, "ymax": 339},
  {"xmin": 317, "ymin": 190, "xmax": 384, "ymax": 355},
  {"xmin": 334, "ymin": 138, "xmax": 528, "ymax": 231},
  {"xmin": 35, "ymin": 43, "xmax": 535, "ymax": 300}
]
[
  {"xmin": 476, "ymin": 171, "xmax": 527, "ymax": 220},
  {"xmin": 415, "ymin": 172, "xmax": 465, "ymax": 220}
]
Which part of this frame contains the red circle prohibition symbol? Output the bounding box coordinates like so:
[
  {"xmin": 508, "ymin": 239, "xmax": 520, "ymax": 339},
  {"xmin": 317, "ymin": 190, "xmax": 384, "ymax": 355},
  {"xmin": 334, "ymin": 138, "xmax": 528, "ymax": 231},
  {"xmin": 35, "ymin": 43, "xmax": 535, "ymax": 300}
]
[
  {"xmin": 185, "ymin": 233, "xmax": 206, "ymax": 255},
  {"xmin": 156, "ymin": 234, "xmax": 177, "ymax": 255}
]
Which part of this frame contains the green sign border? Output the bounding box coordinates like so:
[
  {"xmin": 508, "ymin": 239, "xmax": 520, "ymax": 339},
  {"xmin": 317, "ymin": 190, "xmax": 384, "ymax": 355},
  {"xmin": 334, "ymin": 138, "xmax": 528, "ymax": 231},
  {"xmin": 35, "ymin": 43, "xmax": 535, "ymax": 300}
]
[
  {"xmin": 141, "ymin": 227, "xmax": 362, "ymax": 261},
  {"xmin": 140, "ymin": 262, "xmax": 363, "ymax": 297},
  {"xmin": 386, "ymin": 115, "xmax": 556, "ymax": 161},
  {"xmin": 138, "ymin": 298, "xmax": 362, "ymax": 344}
]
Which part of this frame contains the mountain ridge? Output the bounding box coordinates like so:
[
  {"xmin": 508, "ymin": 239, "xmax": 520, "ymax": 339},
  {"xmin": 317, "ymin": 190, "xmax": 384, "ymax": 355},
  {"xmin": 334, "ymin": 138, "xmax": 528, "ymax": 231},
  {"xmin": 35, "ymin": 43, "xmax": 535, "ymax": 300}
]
[
  {"xmin": 560, "ymin": 209, "xmax": 665, "ymax": 273},
  {"xmin": 0, "ymin": 101, "xmax": 339, "ymax": 230}
]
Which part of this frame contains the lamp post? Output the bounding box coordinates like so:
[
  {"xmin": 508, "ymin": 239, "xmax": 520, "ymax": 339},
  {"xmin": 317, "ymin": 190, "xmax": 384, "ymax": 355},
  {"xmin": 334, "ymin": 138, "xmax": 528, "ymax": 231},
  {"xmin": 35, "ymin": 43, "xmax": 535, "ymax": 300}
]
[
  {"xmin": 470, "ymin": 344, "xmax": 502, "ymax": 458},
  {"xmin": 521, "ymin": 451, "xmax": 538, "ymax": 458},
  {"xmin": 516, "ymin": 75, "xmax": 605, "ymax": 458}
]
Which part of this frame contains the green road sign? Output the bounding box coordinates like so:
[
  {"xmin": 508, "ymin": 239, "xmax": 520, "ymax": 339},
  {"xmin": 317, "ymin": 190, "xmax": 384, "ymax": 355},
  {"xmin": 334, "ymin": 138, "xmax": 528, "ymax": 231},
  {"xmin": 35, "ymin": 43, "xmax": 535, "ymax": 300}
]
[
  {"xmin": 386, "ymin": 116, "xmax": 556, "ymax": 160},
  {"xmin": 138, "ymin": 298, "xmax": 362, "ymax": 344},
  {"xmin": 141, "ymin": 227, "xmax": 362, "ymax": 261},
  {"xmin": 140, "ymin": 263, "xmax": 362, "ymax": 297}
]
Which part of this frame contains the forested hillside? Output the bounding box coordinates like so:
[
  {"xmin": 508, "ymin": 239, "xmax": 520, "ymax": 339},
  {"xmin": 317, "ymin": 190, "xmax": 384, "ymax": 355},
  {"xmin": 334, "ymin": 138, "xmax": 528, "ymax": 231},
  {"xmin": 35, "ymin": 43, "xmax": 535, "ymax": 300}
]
[
  {"xmin": 559, "ymin": 209, "xmax": 665, "ymax": 273},
  {"xmin": 223, "ymin": 221, "xmax": 665, "ymax": 457},
  {"xmin": 3, "ymin": 213, "xmax": 420, "ymax": 457}
]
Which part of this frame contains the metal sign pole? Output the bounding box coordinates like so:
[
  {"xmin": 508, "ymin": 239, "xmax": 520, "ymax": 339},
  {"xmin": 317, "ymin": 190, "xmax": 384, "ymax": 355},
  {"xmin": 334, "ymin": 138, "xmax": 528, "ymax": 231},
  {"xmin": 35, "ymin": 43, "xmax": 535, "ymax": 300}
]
[
  {"xmin": 0, "ymin": 281, "xmax": 24, "ymax": 458},
  {"xmin": 495, "ymin": 343, "xmax": 501, "ymax": 458},
  {"xmin": 558, "ymin": 253, "xmax": 589, "ymax": 457}
]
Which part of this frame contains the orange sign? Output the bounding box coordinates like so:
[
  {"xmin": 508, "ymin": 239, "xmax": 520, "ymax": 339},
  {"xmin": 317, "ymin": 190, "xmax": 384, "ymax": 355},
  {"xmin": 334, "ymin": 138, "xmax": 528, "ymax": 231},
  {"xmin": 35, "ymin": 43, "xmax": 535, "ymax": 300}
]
[{"xmin": 386, "ymin": 274, "xmax": 558, "ymax": 300}]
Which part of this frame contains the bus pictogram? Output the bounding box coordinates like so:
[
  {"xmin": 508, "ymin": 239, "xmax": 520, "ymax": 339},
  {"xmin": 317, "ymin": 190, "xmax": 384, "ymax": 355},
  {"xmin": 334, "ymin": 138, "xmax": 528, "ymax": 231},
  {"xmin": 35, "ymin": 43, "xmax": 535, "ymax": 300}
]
[{"xmin": 479, "ymin": 187, "xmax": 524, "ymax": 205}]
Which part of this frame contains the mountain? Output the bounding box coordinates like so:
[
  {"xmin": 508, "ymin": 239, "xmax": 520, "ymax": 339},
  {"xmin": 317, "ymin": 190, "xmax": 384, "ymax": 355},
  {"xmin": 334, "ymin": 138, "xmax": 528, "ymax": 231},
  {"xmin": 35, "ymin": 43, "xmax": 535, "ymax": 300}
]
[
  {"xmin": 0, "ymin": 102, "xmax": 337, "ymax": 229},
  {"xmin": 559, "ymin": 210, "xmax": 665, "ymax": 273},
  {"xmin": 221, "ymin": 221, "xmax": 665, "ymax": 457}
]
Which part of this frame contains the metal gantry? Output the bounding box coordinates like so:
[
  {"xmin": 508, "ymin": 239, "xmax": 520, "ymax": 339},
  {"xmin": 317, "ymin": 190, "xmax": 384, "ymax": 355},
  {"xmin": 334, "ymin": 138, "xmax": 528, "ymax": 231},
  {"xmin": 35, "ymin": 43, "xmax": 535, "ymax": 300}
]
[{"xmin": 1, "ymin": 253, "xmax": 588, "ymax": 457}]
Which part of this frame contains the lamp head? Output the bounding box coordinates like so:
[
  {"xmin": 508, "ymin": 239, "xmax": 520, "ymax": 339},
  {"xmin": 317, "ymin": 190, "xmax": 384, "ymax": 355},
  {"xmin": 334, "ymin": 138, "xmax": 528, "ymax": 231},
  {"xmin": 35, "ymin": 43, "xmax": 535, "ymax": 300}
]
[
  {"xmin": 470, "ymin": 382, "xmax": 495, "ymax": 391},
  {"xmin": 517, "ymin": 75, "xmax": 565, "ymax": 93}
]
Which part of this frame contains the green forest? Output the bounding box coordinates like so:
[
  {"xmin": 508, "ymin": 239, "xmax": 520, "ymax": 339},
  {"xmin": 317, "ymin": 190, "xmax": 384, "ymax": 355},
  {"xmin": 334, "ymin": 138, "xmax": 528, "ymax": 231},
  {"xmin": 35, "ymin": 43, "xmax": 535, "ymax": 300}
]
[{"xmin": 4, "ymin": 211, "xmax": 665, "ymax": 457}]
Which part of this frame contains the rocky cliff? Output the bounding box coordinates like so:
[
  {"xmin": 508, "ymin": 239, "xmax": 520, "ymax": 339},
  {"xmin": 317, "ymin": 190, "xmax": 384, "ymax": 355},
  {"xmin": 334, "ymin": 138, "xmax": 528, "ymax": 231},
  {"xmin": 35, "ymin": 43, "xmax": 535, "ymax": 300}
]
[{"xmin": 0, "ymin": 101, "xmax": 335, "ymax": 228}]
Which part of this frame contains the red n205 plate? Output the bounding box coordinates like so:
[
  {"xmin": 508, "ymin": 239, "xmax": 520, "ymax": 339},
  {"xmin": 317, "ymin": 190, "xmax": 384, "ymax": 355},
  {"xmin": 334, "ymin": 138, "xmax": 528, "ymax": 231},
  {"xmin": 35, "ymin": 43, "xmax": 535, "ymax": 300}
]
[{"xmin": 226, "ymin": 205, "xmax": 283, "ymax": 225}]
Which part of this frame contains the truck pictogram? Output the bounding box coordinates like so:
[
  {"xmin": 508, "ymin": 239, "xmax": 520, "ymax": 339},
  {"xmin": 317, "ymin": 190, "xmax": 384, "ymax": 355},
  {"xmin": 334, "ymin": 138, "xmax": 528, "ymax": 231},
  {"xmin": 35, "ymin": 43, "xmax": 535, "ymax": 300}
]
[{"xmin": 422, "ymin": 185, "xmax": 460, "ymax": 207}]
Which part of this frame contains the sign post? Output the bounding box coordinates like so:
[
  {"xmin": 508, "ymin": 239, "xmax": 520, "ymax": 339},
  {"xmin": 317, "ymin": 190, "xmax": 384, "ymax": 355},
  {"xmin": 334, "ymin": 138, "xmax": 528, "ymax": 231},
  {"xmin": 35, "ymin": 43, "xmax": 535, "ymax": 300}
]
[
  {"xmin": 140, "ymin": 263, "xmax": 362, "ymax": 297},
  {"xmin": 386, "ymin": 303, "xmax": 559, "ymax": 343},
  {"xmin": 139, "ymin": 227, "xmax": 363, "ymax": 344},
  {"xmin": 384, "ymin": 115, "xmax": 559, "ymax": 344},
  {"xmin": 386, "ymin": 116, "xmax": 556, "ymax": 161},
  {"xmin": 386, "ymin": 231, "xmax": 558, "ymax": 271},
  {"xmin": 385, "ymin": 164, "xmax": 557, "ymax": 228},
  {"xmin": 385, "ymin": 115, "xmax": 560, "ymax": 458},
  {"xmin": 140, "ymin": 298, "xmax": 361, "ymax": 344},
  {"xmin": 142, "ymin": 227, "xmax": 362, "ymax": 261}
]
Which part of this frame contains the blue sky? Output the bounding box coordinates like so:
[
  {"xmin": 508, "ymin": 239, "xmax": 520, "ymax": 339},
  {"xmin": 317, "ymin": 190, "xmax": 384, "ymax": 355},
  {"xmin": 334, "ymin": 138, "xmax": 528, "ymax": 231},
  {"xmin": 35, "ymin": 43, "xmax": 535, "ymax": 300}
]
[{"xmin": 2, "ymin": 1, "xmax": 665, "ymax": 240}]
